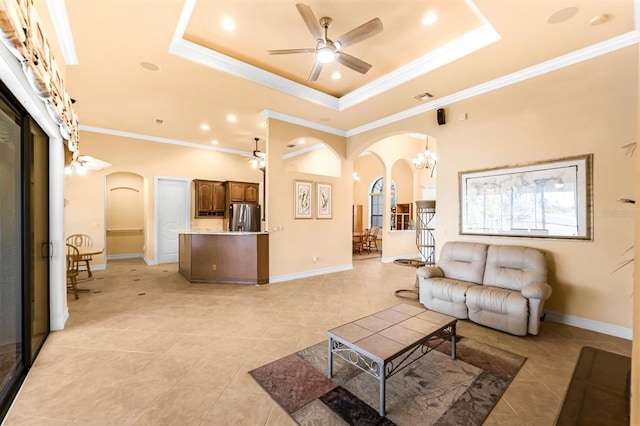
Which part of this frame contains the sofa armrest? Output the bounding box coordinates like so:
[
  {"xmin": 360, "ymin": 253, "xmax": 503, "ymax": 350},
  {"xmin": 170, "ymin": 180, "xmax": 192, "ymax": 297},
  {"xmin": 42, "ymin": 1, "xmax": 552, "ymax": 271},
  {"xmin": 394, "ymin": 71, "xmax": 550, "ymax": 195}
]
[
  {"xmin": 521, "ymin": 282, "xmax": 552, "ymax": 300},
  {"xmin": 417, "ymin": 266, "xmax": 444, "ymax": 279}
]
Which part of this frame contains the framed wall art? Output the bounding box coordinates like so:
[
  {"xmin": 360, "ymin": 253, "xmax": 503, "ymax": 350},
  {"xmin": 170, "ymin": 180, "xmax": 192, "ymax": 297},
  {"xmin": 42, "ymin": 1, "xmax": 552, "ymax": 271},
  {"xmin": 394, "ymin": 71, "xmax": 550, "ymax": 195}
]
[
  {"xmin": 316, "ymin": 182, "xmax": 332, "ymax": 219},
  {"xmin": 459, "ymin": 154, "xmax": 593, "ymax": 239},
  {"xmin": 294, "ymin": 180, "xmax": 313, "ymax": 219}
]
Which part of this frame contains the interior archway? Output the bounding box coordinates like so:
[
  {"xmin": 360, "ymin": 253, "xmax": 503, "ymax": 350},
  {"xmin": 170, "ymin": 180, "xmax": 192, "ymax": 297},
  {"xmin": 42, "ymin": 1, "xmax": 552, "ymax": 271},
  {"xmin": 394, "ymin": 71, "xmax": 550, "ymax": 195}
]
[{"xmin": 105, "ymin": 172, "xmax": 145, "ymax": 259}]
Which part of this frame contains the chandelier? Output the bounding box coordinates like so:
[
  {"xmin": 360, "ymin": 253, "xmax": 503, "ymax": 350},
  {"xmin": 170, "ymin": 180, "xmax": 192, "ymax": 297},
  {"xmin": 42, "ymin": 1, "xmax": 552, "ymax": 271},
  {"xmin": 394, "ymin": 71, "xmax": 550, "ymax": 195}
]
[
  {"xmin": 250, "ymin": 137, "xmax": 266, "ymax": 169},
  {"xmin": 412, "ymin": 136, "xmax": 437, "ymax": 176}
]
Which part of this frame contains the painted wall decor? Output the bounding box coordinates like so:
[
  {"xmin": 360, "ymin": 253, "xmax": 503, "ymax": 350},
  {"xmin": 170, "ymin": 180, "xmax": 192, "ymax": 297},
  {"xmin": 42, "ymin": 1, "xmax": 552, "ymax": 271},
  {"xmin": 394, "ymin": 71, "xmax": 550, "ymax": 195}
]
[
  {"xmin": 459, "ymin": 154, "xmax": 593, "ymax": 239},
  {"xmin": 316, "ymin": 183, "xmax": 332, "ymax": 219},
  {"xmin": 294, "ymin": 180, "xmax": 313, "ymax": 219}
]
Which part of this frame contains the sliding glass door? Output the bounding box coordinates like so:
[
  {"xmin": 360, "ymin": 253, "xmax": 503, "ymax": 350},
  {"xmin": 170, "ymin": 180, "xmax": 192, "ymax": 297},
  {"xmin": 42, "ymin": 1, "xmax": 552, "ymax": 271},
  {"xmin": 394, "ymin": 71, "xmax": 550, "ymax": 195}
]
[
  {"xmin": 0, "ymin": 85, "xmax": 50, "ymax": 419},
  {"xmin": 27, "ymin": 119, "xmax": 49, "ymax": 362},
  {"xmin": 0, "ymin": 90, "xmax": 25, "ymax": 418}
]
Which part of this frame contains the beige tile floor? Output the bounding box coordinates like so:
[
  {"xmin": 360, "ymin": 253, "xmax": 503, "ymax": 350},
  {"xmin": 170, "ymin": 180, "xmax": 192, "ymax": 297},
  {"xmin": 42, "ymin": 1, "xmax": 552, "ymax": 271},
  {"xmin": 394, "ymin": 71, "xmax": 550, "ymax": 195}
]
[{"xmin": 3, "ymin": 258, "xmax": 631, "ymax": 425}]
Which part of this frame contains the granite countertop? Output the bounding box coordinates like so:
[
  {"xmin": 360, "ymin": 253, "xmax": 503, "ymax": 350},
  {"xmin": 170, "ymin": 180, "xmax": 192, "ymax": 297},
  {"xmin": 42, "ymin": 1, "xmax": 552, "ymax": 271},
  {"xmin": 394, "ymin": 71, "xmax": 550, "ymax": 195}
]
[{"xmin": 173, "ymin": 229, "xmax": 269, "ymax": 235}]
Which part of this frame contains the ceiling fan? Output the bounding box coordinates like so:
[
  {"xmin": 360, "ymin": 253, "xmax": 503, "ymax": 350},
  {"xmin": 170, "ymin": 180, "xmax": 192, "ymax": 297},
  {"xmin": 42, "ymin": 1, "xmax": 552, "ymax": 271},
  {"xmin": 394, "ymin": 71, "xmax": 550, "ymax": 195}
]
[
  {"xmin": 267, "ymin": 3, "xmax": 383, "ymax": 81},
  {"xmin": 65, "ymin": 154, "xmax": 112, "ymax": 175},
  {"xmin": 237, "ymin": 137, "xmax": 266, "ymax": 169}
]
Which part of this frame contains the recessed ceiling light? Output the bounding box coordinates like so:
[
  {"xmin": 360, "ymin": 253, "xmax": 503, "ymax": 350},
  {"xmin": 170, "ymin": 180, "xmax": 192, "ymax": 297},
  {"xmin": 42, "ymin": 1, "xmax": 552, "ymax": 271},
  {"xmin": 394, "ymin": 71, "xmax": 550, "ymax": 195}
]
[
  {"xmin": 421, "ymin": 12, "xmax": 438, "ymax": 26},
  {"xmin": 227, "ymin": 114, "xmax": 237, "ymax": 123},
  {"xmin": 221, "ymin": 17, "xmax": 236, "ymax": 31},
  {"xmin": 200, "ymin": 124, "xmax": 210, "ymax": 130},
  {"xmin": 155, "ymin": 118, "xmax": 164, "ymax": 124},
  {"xmin": 547, "ymin": 7, "xmax": 579, "ymax": 24},
  {"xmin": 331, "ymin": 71, "xmax": 341, "ymax": 80},
  {"xmin": 299, "ymin": 139, "xmax": 306, "ymax": 144},
  {"xmin": 140, "ymin": 61, "xmax": 160, "ymax": 71},
  {"xmin": 211, "ymin": 140, "xmax": 219, "ymax": 145},
  {"xmin": 286, "ymin": 144, "xmax": 296, "ymax": 148}
]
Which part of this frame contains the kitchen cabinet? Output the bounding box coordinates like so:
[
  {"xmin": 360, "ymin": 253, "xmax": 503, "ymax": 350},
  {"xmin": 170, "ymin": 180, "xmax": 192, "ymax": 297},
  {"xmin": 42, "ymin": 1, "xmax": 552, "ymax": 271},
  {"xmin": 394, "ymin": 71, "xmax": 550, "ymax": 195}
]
[
  {"xmin": 179, "ymin": 232, "xmax": 269, "ymax": 284},
  {"xmin": 227, "ymin": 181, "xmax": 259, "ymax": 203},
  {"xmin": 194, "ymin": 180, "xmax": 226, "ymax": 217}
]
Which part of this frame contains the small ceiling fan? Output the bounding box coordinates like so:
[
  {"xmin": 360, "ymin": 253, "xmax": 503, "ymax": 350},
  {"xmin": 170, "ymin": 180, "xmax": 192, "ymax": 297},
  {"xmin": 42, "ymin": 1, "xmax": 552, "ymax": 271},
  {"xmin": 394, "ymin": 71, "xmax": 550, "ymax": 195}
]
[
  {"xmin": 267, "ymin": 3, "xmax": 383, "ymax": 81},
  {"xmin": 65, "ymin": 154, "xmax": 112, "ymax": 175},
  {"xmin": 237, "ymin": 138, "xmax": 266, "ymax": 169}
]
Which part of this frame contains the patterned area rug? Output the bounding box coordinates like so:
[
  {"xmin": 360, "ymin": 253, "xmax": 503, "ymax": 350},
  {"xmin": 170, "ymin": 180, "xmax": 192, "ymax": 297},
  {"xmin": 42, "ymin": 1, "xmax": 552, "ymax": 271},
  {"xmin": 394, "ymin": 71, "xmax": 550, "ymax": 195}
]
[{"xmin": 249, "ymin": 336, "xmax": 525, "ymax": 425}]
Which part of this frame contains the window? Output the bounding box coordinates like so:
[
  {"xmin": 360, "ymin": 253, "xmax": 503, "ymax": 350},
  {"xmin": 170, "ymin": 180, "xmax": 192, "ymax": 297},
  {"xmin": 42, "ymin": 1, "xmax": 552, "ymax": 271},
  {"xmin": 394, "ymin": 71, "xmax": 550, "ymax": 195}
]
[{"xmin": 369, "ymin": 177, "xmax": 396, "ymax": 228}]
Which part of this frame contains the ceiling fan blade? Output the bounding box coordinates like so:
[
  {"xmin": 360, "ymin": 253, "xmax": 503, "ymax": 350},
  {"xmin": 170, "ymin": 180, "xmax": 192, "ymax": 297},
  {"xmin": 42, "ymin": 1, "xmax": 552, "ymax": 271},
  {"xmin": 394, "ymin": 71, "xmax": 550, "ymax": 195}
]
[
  {"xmin": 296, "ymin": 3, "xmax": 324, "ymax": 41},
  {"xmin": 267, "ymin": 48, "xmax": 316, "ymax": 55},
  {"xmin": 308, "ymin": 62, "xmax": 323, "ymax": 81},
  {"xmin": 78, "ymin": 155, "xmax": 112, "ymax": 170},
  {"xmin": 335, "ymin": 18, "xmax": 383, "ymax": 48},
  {"xmin": 336, "ymin": 52, "xmax": 372, "ymax": 74}
]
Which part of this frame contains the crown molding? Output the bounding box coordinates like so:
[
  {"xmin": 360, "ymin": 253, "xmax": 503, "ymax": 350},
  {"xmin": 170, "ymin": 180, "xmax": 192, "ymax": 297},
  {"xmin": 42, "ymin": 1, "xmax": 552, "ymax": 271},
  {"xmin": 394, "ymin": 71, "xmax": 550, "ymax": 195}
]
[
  {"xmin": 171, "ymin": 0, "xmax": 498, "ymax": 112},
  {"xmin": 260, "ymin": 109, "xmax": 346, "ymax": 136},
  {"xmin": 345, "ymin": 30, "xmax": 640, "ymax": 137},
  {"xmin": 45, "ymin": 0, "xmax": 78, "ymax": 65},
  {"xmin": 78, "ymin": 125, "xmax": 252, "ymax": 156}
]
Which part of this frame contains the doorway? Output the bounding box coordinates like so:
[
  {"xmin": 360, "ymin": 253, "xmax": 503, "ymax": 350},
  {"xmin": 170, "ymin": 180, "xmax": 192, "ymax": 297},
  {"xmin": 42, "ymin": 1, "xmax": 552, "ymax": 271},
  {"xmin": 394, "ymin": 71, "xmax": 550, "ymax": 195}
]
[
  {"xmin": 106, "ymin": 172, "xmax": 145, "ymax": 260},
  {"xmin": 155, "ymin": 177, "xmax": 190, "ymax": 264}
]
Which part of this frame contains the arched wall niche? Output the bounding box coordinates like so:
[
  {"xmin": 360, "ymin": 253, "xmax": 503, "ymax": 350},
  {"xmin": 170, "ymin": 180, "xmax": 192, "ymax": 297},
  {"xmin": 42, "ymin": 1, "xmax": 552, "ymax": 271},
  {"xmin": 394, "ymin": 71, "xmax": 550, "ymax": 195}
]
[{"xmin": 105, "ymin": 171, "xmax": 145, "ymax": 258}]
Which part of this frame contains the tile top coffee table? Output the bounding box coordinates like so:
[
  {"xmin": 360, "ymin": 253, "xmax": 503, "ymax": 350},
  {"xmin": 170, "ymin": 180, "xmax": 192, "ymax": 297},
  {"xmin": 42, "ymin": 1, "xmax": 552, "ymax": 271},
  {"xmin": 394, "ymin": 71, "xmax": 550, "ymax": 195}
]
[{"xmin": 327, "ymin": 303, "xmax": 457, "ymax": 416}]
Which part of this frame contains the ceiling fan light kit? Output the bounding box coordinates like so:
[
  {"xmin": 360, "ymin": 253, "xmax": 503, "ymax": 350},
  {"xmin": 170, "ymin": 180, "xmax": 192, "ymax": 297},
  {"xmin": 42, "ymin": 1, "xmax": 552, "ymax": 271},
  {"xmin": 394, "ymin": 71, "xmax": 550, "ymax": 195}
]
[
  {"xmin": 250, "ymin": 137, "xmax": 266, "ymax": 169},
  {"xmin": 267, "ymin": 3, "xmax": 383, "ymax": 81},
  {"xmin": 316, "ymin": 46, "xmax": 336, "ymax": 64}
]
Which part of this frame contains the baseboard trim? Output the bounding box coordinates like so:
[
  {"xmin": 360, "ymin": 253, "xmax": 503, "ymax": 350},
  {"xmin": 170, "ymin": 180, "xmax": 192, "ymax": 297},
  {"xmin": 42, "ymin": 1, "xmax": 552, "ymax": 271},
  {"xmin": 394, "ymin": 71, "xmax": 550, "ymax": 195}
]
[
  {"xmin": 79, "ymin": 263, "xmax": 105, "ymax": 272},
  {"xmin": 269, "ymin": 264, "xmax": 353, "ymax": 284},
  {"xmin": 545, "ymin": 310, "xmax": 632, "ymax": 340},
  {"xmin": 106, "ymin": 253, "xmax": 144, "ymax": 260}
]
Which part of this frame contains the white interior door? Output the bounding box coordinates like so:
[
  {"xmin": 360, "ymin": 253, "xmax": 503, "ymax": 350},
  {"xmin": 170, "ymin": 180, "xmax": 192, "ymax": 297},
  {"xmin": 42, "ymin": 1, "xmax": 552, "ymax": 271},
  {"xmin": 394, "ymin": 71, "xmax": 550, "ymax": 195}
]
[{"xmin": 155, "ymin": 177, "xmax": 190, "ymax": 264}]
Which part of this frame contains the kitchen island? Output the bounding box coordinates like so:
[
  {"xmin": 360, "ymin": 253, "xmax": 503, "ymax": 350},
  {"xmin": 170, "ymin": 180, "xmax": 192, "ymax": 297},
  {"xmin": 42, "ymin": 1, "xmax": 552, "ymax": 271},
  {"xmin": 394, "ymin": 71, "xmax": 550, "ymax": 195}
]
[{"xmin": 178, "ymin": 231, "xmax": 269, "ymax": 284}]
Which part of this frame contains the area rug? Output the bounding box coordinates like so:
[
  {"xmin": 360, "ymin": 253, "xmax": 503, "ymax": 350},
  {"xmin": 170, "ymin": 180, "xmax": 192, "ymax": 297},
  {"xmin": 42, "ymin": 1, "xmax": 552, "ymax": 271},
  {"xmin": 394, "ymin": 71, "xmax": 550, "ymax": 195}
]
[
  {"xmin": 249, "ymin": 335, "xmax": 526, "ymax": 425},
  {"xmin": 556, "ymin": 346, "xmax": 631, "ymax": 425}
]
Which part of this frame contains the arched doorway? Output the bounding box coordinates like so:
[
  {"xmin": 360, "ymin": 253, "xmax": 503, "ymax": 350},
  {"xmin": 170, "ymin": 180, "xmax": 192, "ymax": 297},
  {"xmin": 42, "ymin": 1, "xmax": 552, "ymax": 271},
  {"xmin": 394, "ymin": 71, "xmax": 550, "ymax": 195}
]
[{"xmin": 105, "ymin": 172, "xmax": 145, "ymax": 260}]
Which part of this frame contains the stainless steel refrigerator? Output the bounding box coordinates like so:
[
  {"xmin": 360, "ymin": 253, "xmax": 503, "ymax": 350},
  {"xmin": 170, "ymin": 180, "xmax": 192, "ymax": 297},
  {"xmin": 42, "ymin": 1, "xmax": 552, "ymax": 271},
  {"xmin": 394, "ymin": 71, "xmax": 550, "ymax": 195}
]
[{"xmin": 229, "ymin": 202, "xmax": 261, "ymax": 232}]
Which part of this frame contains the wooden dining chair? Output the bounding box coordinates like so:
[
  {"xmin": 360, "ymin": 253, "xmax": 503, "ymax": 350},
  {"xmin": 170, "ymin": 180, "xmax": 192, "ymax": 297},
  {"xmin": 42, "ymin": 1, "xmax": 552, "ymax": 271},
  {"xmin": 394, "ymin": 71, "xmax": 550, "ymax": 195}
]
[
  {"xmin": 66, "ymin": 243, "xmax": 80, "ymax": 299},
  {"xmin": 65, "ymin": 234, "xmax": 95, "ymax": 277},
  {"xmin": 368, "ymin": 225, "xmax": 380, "ymax": 252},
  {"xmin": 359, "ymin": 228, "xmax": 371, "ymax": 254}
]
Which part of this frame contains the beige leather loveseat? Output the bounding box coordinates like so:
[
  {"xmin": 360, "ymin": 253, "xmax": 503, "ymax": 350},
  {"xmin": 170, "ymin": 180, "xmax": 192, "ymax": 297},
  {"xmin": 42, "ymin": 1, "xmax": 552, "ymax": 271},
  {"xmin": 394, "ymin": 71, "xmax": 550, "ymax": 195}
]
[{"xmin": 416, "ymin": 241, "xmax": 552, "ymax": 336}]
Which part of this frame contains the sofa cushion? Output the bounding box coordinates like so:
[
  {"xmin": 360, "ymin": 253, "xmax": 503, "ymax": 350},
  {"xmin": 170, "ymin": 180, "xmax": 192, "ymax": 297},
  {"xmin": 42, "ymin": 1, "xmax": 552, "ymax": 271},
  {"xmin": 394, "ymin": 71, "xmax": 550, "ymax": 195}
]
[
  {"xmin": 466, "ymin": 285, "xmax": 528, "ymax": 336},
  {"xmin": 438, "ymin": 242, "xmax": 488, "ymax": 284},
  {"xmin": 483, "ymin": 245, "xmax": 547, "ymax": 291},
  {"xmin": 419, "ymin": 277, "xmax": 478, "ymax": 319}
]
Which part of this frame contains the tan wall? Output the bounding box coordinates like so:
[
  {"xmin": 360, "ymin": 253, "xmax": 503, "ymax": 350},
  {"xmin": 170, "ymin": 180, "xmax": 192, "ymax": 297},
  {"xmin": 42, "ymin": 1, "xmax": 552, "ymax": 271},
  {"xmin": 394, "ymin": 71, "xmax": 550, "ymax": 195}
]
[
  {"xmin": 64, "ymin": 172, "xmax": 106, "ymax": 265},
  {"xmin": 347, "ymin": 47, "xmax": 637, "ymax": 329},
  {"xmin": 632, "ymin": 43, "xmax": 640, "ymax": 425},
  {"xmin": 266, "ymin": 119, "xmax": 352, "ymax": 278},
  {"xmin": 284, "ymin": 143, "xmax": 342, "ymax": 177}
]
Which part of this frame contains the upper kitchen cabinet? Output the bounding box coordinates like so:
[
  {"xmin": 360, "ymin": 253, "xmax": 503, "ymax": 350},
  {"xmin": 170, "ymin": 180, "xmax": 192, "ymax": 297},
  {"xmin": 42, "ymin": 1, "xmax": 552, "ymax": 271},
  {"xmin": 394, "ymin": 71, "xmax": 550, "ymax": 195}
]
[
  {"xmin": 227, "ymin": 181, "xmax": 259, "ymax": 203},
  {"xmin": 194, "ymin": 180, "xmax": 226, "ymax": 217}
]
